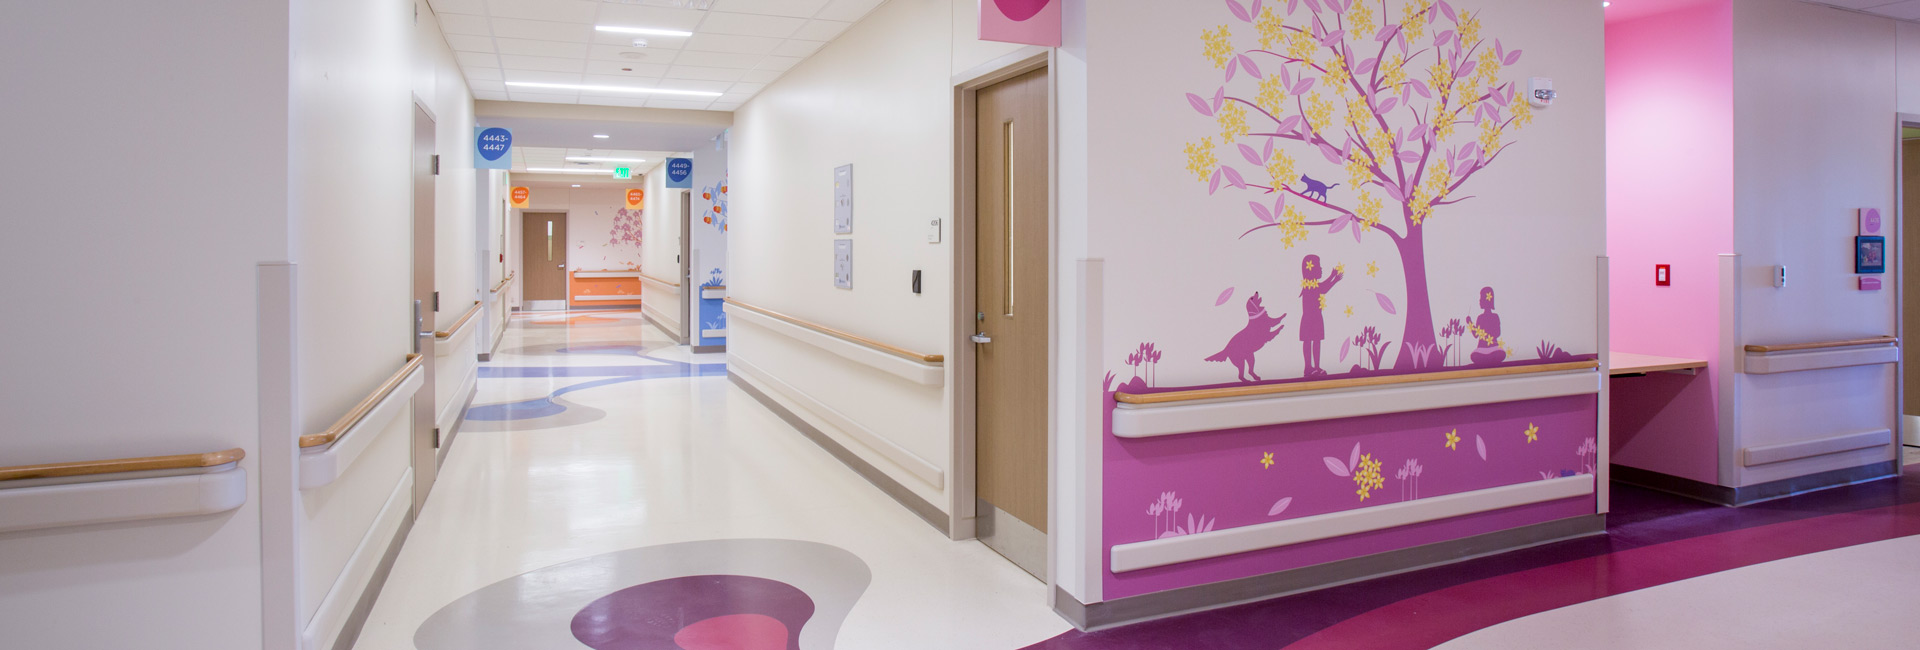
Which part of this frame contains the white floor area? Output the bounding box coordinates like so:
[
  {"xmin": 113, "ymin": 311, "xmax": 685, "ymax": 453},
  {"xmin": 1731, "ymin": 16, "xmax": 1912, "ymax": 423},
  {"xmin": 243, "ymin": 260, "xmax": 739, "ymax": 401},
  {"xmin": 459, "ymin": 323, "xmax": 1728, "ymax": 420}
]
[
  {"xmin": 352, "ymin": 311, "xmax": 1070, "ymax": 649},
  {"xmin": 1436, "ymin": 534, "xmax": 1920, "ymax": 649}
]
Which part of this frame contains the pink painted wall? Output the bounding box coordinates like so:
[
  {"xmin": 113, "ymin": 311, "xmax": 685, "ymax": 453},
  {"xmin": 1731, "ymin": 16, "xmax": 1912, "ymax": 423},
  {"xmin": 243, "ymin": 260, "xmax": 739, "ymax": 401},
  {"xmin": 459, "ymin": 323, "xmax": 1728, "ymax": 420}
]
[{"xmin": 1604, "ymin": 1, "xmax": 1733, "ymax": 485}]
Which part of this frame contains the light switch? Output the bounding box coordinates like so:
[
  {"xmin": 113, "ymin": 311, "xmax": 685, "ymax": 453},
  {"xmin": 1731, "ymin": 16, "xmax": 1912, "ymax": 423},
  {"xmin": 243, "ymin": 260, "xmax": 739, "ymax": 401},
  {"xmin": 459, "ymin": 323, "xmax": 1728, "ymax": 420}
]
[{"xmin": 927, "ymin": 218, "xmax": 942, "ymax": 243}]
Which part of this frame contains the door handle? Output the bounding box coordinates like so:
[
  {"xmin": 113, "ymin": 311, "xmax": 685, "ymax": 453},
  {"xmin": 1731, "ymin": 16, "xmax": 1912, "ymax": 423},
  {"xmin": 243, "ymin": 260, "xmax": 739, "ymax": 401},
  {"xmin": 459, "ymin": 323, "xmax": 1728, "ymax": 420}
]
[{"xmin": 971, "ymin": 332, "xmax": 992, "ymax": 344}]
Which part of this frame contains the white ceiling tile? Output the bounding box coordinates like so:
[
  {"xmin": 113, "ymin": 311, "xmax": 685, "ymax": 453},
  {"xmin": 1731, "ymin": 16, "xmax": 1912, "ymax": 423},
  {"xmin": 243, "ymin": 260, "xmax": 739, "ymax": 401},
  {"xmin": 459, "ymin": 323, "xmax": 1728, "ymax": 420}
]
[
  {"xmin": 589, "ymin": 44, "xmax": 681, "ymax": 63},
  {"xmin": 429, "ymin": 0, "xmax": 488, "ymax": 16},
  {"xmin": 791, "ymin": 19, "xmax": 850, "ymax": 41},
  {"xmin": 709, "ymin": 102, "xmax": 741, "ymax": 111},
  {"xmin": 439, "ymin": 13, "xmax": 493, "ymax": 35},
  {"xmin": 653, "ymin": 79, "xmax": 734, "ymax": 93},
  {"xmin": 485, "ymin": 0, "xmax": 598, "ymax": 23},
  {"xmin": 647, "ymin": 98, "xmax": 718, "ymax": 110},
  {"xmin": 725, "ymin": 81, "xmax": 766, "ymax": 94},
  {"xmin": 697, "ymin": 12, "xmax": 807, "ymax": 38},
  {"xmin": 586, "ymin": 60, "xmax": 672, "ymax": 76},
  {"xmin": 739, "ymin": 69, "xmax": 784, "ymax": 83},
  {"xmin": 754, "ymin": 55, "xmax": 802, "ymax": 71},
  {"xmin": 502, "ymin": 69, "xmax": 585, "ymax": 84},
  {"xmin": 581, "ymin": 73, "xmax": 666, "ymax": 87},
  {"xmin": 508, "ymin": 91, "xmax": 581, "ymax": 104},
  {"xmin": 490, "ymin": 17, "xmax": 592, "ymax": 42},
  {"xmin": 444, "ymin": 34, "xmax": 497, "ymax": 52},
  {"xmin": 671, "ymin": 50, "xmax": 766, "ymax": 68},
  {"xmin": 595, "ymin": 5, "xmax": 707, "ymax": 31},
  {"xmin": 473, "ymin": 90, "xmax": 511, "ymax": 101},
  {"xmin": 456, "ymin": 51, "xmax": 501, "ymax": 68},
  {"xmin": 684, "ymin": 33, "xmax": 782, "ymax": 54},
  {"xmin": 585, "ymin": 96, "xmax": 657, "ymax": 108},
  {"xmin": 470, "ymin": 79, "xmax": 508, "ymax": 92},
  {"xmin": 591, "ymin": 32, "xmax": 690, "ymax": 49},
  {"xmin": 710, "ymin": 0, "xmax": 831, "ymax": 18},
  {"xmin": 464, "ymin": 66, "xmax": 505, "ymax": 80},
  {"xmin": 717, "ymin": 92, "xmax": 755, "ymax": 103},
  {"xmin": 665, "ymin": 65, "xmax": 747, "ymax": 81},
  {"xmin": 493, "ymin": 37, "xmax": 591, "ymax": 58},
  {"xmin": 771, "ymin": 39, "xmax": 823, "ymax": 57},
  {"xmin": 815, "ymin": 0, "xmax": 886, "ymax": 22},
  {"xmin": 499, "ymin": 54, "xmax": 588, "ymax": 72}
]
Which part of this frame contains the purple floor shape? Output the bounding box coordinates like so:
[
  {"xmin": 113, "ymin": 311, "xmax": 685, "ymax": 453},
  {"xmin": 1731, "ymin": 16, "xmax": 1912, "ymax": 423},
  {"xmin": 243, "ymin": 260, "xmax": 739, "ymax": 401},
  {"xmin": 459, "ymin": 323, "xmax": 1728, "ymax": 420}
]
[
  {"xmin": 572, "ymin": 575, "xmax": 814, "ymax": 650},
  {"xmin": 1026, "ymin": 467, "xmax": 1920, "ymax": 649}
]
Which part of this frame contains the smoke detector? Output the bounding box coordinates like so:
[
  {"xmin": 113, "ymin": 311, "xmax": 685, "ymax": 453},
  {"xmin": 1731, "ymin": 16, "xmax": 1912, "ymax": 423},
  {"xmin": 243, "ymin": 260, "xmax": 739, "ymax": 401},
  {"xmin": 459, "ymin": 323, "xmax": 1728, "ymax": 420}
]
[{"xmin": 630, "ymin": 38, "xmax": 650, "ymax": 48}]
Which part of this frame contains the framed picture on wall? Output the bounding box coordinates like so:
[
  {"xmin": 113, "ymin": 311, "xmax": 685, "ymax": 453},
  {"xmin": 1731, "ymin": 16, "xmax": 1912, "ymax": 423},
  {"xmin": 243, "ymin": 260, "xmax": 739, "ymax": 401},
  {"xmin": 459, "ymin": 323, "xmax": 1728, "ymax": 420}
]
[{"xmin": 1856, "ymin": 235, "xmax": 1885, "ymax": 274}]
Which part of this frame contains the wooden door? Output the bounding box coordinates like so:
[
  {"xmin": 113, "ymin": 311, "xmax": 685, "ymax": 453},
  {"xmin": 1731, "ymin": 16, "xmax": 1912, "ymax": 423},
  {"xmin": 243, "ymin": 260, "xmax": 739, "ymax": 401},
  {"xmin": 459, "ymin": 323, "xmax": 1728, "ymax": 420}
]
[
  {"xmin": 521, "ymin": 212, "xmax": 568, "ymax": 302},
  {"xmin": 410, "ymin": 105, "xmax": 439, "ymax": 510},
  {"xmin": 1903, "ymin": 138, "xmax": 1920, "ymax": 444},
  {"xmin": 974, "ymin": 67, "xmax": 1049, "ymax": 575}
]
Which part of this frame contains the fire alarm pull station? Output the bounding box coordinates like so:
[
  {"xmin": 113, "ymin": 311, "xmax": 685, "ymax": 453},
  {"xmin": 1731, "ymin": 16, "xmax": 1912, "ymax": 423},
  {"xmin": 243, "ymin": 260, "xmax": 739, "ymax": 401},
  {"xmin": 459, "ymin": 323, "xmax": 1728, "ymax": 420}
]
[{"xmin": 1655, "ymin": 264, "xmax": 1670, "ymax": 287}]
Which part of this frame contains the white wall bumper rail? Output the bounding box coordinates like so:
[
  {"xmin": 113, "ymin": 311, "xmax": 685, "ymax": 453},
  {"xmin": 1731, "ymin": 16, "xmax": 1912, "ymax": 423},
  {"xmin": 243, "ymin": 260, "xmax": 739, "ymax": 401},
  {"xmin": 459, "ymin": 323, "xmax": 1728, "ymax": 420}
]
[
  {"xmin": 302, "ymin": 468, "xmax": 413, "ymax": 650},
  {"xmin": 727, "ymin": 303, "xmax": 944, "ymax": 386},
  {"xmin": 1113, "ymin": 369, "xmax": 1601, "ymax": 438},
  {"xmin": 1743, "ymin": 343, "xmax": 1898, "ymax": 375},
  {"xmin": 1742, "ymin": 428, "xmax": 1892, "ymax": 467},
  {"xmin": 0, "ymin": 465, "xmax": 247, "ymax": 534},
  {"xmin": 1110, "ymin": 474, "xmax": 1595, "ymax": 573},
  {"xmin": 300, "ymin": 364, "xmax": 424, "ymax": 490},
  {"xmin": 573, "ymin": 271, "xmax": 642, "ymax": 279},
  {"xmin": 573, "ymin": 294, "xmax": 641, "ymax": 302},
  {"xmin": 732, "ymin": 355, "xmax": 945, "ymax": 487}
]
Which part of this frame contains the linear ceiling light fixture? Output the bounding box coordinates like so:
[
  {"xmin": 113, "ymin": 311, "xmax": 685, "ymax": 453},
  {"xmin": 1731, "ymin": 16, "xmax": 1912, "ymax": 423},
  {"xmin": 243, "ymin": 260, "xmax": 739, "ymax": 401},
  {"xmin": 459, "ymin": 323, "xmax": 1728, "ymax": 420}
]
[
  {"xmin": 565, "ymin": 156, "xmax": 648, "ymax": 163},
  {"xmin": 505, "ymin": 81, "xmax": 721, "ymax": 97},
  {"xmin": 595, "ymin": 25, "xmax": 694, "ymax": 37},
  {"xmin": 526, "ymin": 167, "xmax": 617, "ymax": 174}
]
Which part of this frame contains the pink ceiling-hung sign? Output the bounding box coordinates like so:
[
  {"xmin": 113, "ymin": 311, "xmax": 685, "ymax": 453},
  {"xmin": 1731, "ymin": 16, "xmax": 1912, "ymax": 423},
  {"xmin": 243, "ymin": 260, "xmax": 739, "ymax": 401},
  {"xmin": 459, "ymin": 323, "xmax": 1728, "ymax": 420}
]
[{"xmin": 979, "ymin": 0, "xmax": 1061, "ymax": 48}]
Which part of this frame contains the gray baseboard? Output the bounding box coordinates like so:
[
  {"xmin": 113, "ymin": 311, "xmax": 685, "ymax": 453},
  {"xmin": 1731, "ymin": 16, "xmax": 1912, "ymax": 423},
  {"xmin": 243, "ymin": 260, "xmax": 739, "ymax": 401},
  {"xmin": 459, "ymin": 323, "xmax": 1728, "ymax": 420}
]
[
  {"xmin": 728, "ymin": 371, "xmax": 948, "ymax": 536},
  {"xmin": 327, "ymin": 509, "xmax": 416, "ymax": 650},
  {"xmin": 691, "ymin": 344, "xmax": 726, "ymax": 354},
  {"xmin": 641, "ymin": 311, "xmax": 685, "ymax": 345},
  {"xmin": 434, "ymin": 381, "xmax": 478, "ymax": 469},
  {"xmin": 1611, "ymin": 461, "xmax": 1898, "ymax": 507},
  {"xmin": 1055, "ymin": 513, "xmax": 1606, "ymax": 631}
]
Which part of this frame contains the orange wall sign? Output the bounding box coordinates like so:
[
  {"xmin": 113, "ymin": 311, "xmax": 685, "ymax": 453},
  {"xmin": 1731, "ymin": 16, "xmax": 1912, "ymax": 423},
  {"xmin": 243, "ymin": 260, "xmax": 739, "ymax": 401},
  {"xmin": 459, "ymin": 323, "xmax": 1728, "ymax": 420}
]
[
  {"xmin": 626, "ymin": 189, "xmax": 644, "ymax": 210},
  {"xmin": 510, "ymin": 186, "xmax": 531, "ymax": 208}
]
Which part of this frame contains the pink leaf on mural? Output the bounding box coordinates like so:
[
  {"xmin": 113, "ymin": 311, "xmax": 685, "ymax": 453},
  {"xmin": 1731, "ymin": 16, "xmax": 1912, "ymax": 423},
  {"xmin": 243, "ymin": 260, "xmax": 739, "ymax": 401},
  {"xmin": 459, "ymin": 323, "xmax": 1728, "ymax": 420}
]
[
  {"xmin": 1263, "ymin": 136, "xmax": 1275, "ymax": 161},
  {"xmin": 1399, "ymin": 150, "xmax": 1420, "ymax": 163},
  {"xmin": 1249, "ymin": 201, "xmax": 1274, "ymax": 223},
  {"xmin": 1374, "ymin": 291, "xmax": 1398, "ymax": 315},
  {"xmin": 1226, "ymin": 0, "xmax": 1252, "ymax": 21},
  {"xmin": 1435, "ymin": 31, "xmax": 1455, "ymax": 48},
  {"xmin": 1376, "ymin": 27, "xmax": 1397, "ymax": 42},
  {"xmin": 1216, "ymin": 287, "xmax": 1236, "ymax": 306},
  {"xmin": 1318, "ymin": 142, "xmax": 1343, "ymax": 164},
  {"xmin": 1495, "ymin": 39, "xmax": 1505, "ymax": 61},
  {"xmin": 1239, "ymin": 143, "xmax": 1264, "ymax": 165},
  {"xmin": 1436, "ymin": 0, "xmax": 1457, "ymax": 22},
  {"xmin": 1209, "ymin": 168, "xmax": 1225, "ymax": 195},
  {"xmin": 1476, "ymin": 435, "xmax": 1488, "ymax": 460},
  {"xmin": 1356, "ymin": 57, "xmax": 1378, "ymax": 75},
  {"xmin": 1250, "ymin": 0, "xmax": 1263, "ymax": 16},
  {"xmin": 1329, "ymin": 215, "xmax": 1347, "ymax": 234},
  {"xmin": 1287, "ymin": 0, "xmax": 1301, "ymax": 13},
  {"xmin": 1187, "ymin": 93, "xmax": 1215, "ymax": 116},
  {"xmin": 1325, "ymin": 0, "xmax": 1344, "ymax": 12},
  {"xmin": 1225, "ymin": 56, "xmax": 1240, "ymax": 82},
  {"xmin": 1238, "ymin": 54, "xmax": 1262, "ymax": 78},
  {"xmin": 1505, "ymin": 49, "xmax": 1523, "ymax": 66},
  {"xmin": 1323, "ymin": 457, "xmax": 1350, "ymax": 477},
  {"xmin": 1348, "ymin": 443, "xmax": 1362, "ymax": 472},
  {"xmin": 1340, "ymin": 336, "xmax": 1353, "ymax": 362},
  {"xmin": 1269, "ymin": 497, "xmax": 1293, "ymax": 516},
  {"xmin": 1409, "ymin": 80, "xmax": 1431, "ymax": 99},
  {"xmin": 1213, "ymin": 87, "xmax": 1227, "ymax": 112},
  {"xmin": 1292, "ymin": 78, "xmax": 1317, "ymax": 96},
  {"xmin": 1492, "ymin": 88, "xmax": 1511, "ymax": 107},
  {"xmin": 1222, "ymin": 165, "xmax": 1247, "ymax": 189},
  {"xmin": 1277, "ymin": 115, "xmax": 1303, "ymax": 136},
  {"xmin": 1303, "ymin": 0, "xmax": 1320, "ymax": 14},
  {"xmin": 1321, "ymin": 30, "xmax": 1346, "ymax": 47},
  {"xmin": 1280, "ymin": 64, "xmax": 1293, "ymax": 89},
  {"xmin": 1377, "ymin": 96, "xmax": 1399, "ymax": 114},
  {"xmin": 1455, "ymin": 59, "xmax": 1477, "ymax": 78},
  {"xmin": 1411, "ymin": 123, "xmax": 1429, "ymax": 141},
  {"xmin": 1379, "ymin": 182, "xmax": 1405, "ymax": 202}
]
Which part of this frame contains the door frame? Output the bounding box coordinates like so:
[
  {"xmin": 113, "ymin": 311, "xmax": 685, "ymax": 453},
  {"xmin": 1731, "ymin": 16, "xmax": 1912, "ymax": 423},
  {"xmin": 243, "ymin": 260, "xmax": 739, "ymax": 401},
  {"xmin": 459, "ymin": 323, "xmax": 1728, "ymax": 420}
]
[
  {"xmin": 950, "ymin": 47, "xmax": 1057, "ymax": 564},
  {"xmin": 681, "ymin": 188, "xmax": 694, "ymax": 341},
  {"xmin": 1897, "ymin": 113, "xmax": 1919, "ymax": 447}
]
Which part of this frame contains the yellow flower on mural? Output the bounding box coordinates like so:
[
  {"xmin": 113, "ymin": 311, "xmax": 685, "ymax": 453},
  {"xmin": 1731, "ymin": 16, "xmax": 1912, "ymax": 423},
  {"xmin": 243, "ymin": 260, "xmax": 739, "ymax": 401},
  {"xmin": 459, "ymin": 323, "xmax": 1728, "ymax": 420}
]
[
  {"xmin": 1524, "ymin": 423, "xmax": 1540, "ymax": 443},
  {"xmin": 1305, "ymin": 258, "xmax": 1316, "ymax": 271},
  {"xmin": 1184, "ymin": 137, "xmax": 1217, "ymax": 183},
  {"xmin": 1287, "ymin": 28, "xmax": 1317, "ymax": 62},
  {"xmin": 1203, "ymin": 25, "xmax": 1235, "ymax": 69},
  {"xmin": 1301, "ymin": 278, "xmax": 1320, "ymax": 290},
  {"xmin": 1256, "ymin": 75, "xmax": 1289, "ymax": 117},
  {"xmin": 1278, "ymin": 205, "xmax": 1308, "ymax": 248},
  {"xmin": 1219, "ymin": 101, "xmax": 1249, "ymax": 141},
  {"xmin": 1256, "ymin": 7, "xmax": 1286, "ymax": 50},
  {"xmin": 1356, "ymin": 192, "xmax": 1383, "ymax": 232},
  {"xmin": 1478, "ymin": 119, "xmax": 1503, "ymax": 156},
  {"xmin": 1344, "ymin": 305, "xmax": 1354, "ymax": 318},
  {"xmin": 1445, "ymin": 429, "xmax": 1461, "ymax": 450},
  {"xmin": 1353, "ymin": 453, "xmax": 1385, "ymax": 501},
  {"xmin": 1306, "ymin": 93, "xmax": 1334, "ymax": 132},
  {"xmin": 1345, "ymin": 148, "xmax": 1372, "ymax": 189},
  {"xmin": 1459, "ymin": 11, "xmax": 1483, "ymax": 46},
  {"xmin": 1334, "ymin": 263, "xmax": 1346, "ymax": 275},
  {"xmin": 1381, "ymin": 54, "xmax": 1408, "ymax": 90},
  {"xmin": 1325, "ymin": 54, "xmax": 1352, "ymax": 88},
  {"xmin": 1347, "ymin": 0, "xmax": 1376, "ymax": 39},
  {"xmin": 1426, "ymin": 58, "xmax": 1455, "ymax": 100},
  {"xmin": 1401, "ymin": 1, "xmax": 1430, "ymax": 42},
  {"xmin": 1267, "ymin": 150, "xmax": 1298, "ymax": 190},
  {"xmin": 1366, "ymin": 261, "xmax": 1379, "ymax": 277},
  {"xmin": 1513, "ymin": 95, "xmax": 1535, "ymax": 128},
  {"xmin": 1261, "ymin": 452, "xmax": 1275, "ymax": 469},
  {"xmin": 1318, "ymin": 294, "xmax": 1328, "ymax": 310}
]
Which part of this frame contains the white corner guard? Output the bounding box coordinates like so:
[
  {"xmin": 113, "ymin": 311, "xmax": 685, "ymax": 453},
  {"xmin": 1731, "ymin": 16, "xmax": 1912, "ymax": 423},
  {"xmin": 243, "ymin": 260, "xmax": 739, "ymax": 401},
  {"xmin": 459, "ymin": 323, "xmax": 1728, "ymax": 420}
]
[
  {"xmin": 302, "ymin": 468, "xmax": 412, "ymax": 650},
  {"xmin": 702, "ymin": 328, "xmax": 728, "ymax": 339},
  {"xmin": 1113, "ymin": 369, "xmax": 1600, "ymax": 438},
  {"xmin": 731, "ymin": 355, "xmax": 945, "ymax": 487},
  {"xmin": 726, "ymin": 304, "xmax": 944, "ymax": 386},
  {"xmin": 1742, "ymin": 429, "xmax": 1892, "ymax": 467},
  {"xmin": 1743, "ymin": 344, "xmax": 1898, "ymax": 375},
  {"xmin": 701, "ymin": 287, "xmax": 727, "ymax": 300},
  {"xmin": 1110, "ymin": 474, "xmax": 1594, "ymax": 573},
  {"xmin": 300, "ymin": 365, "xmax": 424, "ymax": 490},
  {"xmin": 0, "ymin": 466, "xmax": 248, "ymax": 534}
]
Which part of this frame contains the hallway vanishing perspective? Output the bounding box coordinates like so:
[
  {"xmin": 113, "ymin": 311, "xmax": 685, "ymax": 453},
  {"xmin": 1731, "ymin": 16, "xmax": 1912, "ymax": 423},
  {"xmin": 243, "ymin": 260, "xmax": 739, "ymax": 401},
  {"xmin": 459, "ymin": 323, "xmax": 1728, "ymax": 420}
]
[{"xmin": 13, "ymin": 0, "xmax": 1920, "ymax": 648}]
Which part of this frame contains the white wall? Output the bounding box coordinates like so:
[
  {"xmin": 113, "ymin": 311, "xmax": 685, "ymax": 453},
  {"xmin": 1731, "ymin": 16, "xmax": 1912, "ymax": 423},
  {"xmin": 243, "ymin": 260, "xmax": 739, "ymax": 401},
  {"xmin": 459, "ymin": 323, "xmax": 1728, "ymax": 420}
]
[
  {"xmin": 0, "ymin": 1, "xmax": 287, "ymax": 647},
  {"xmin": 640, "ymin": 159, "xmax": 688, "ymax": 332},
  {"xmin": 730, "ymin": 0, "xmax": 1026, "ymax": 515},
  {"xmin": 1731, "ymin": 0, "xmax": 1900, "ymax": 484}
]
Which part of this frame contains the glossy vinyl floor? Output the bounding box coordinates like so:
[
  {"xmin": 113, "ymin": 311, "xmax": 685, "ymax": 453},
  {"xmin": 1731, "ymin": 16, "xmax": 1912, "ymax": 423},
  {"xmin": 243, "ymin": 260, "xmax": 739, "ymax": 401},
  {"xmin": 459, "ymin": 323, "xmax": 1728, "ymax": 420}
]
[
  {"xmin": 357, "ymin": 309, "xmax": 1920, "ymax": 649},
  {"xmin": 352, "ymin": 310, "xmax": 1070, "ymax": 650}
]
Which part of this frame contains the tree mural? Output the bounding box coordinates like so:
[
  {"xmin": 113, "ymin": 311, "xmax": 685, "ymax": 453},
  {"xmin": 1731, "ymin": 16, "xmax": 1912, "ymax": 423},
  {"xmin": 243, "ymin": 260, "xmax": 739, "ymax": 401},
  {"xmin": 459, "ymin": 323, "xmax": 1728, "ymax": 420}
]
[{"xmin": 1185, "ymin": 0, "xmax": 1531, "ymax": 369}]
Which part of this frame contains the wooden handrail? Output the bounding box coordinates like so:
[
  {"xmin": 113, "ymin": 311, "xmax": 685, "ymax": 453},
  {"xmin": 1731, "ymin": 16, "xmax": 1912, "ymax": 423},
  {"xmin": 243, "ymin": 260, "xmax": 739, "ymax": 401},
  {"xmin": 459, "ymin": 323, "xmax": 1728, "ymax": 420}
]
[
  {"xmin": 0, "ymin": 448, "xmax": 245, "ymax": 483},
  {"xmin": 1116, "ymin": 360, "xmax": 1600, "ymax": 405},
  {"xmin": 300, "ymin": 354, "xmax": 426, "ymax": 448},
  {"xmin": 1744, "ymin": 336, "xmax": 1897, "ymax": 354},
  {"xmin": 725, "ymin": 298, "xmax": 944, "ymax": 364},
  {"xmin": 434, "ymin": 301, "xmax": 482, "ymax": 339},
  {"xmin": 491, "ymin": 272, "xmax": 515, "ymax": 293},
  {"xmin": 638, "ymin": 271, "xmax": 680, "ymax": 288},
  {"xmin": 703, "ymin": 285, "xmax": 726, "ymax": 290}
]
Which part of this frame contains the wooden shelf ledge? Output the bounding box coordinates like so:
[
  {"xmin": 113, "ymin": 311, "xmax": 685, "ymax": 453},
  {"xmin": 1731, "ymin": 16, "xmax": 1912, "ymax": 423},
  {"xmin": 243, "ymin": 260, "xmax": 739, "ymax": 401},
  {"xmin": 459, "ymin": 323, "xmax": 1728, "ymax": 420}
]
[{"xmin": 1608, "ymin": 352, "xmax": 1708, "ymax": 376}]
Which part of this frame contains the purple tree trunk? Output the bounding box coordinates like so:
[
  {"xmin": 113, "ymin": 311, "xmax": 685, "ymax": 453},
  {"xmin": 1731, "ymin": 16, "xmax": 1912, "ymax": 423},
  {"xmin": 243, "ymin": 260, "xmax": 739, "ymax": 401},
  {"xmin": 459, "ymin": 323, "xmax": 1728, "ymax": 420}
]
[{"xmin": 1391, "ymin": 226, "xmax": 1439, "ymax": 370}]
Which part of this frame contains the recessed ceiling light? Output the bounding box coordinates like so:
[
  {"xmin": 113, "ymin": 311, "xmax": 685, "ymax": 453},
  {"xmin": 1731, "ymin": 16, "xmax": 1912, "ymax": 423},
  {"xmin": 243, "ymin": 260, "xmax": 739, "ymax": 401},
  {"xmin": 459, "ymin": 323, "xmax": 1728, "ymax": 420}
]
[
  {"xmin": 507, "ymin": 81, "xmax": 723, "ymax": 97},
  {"xmin": 567, "ymin": 156, "xmax": 647, "ymax": 163},
  {"xmin": 595, "ymin": 25, "xmax": 693, "ymax": 37},
  {"xmin": 527, "ymin": 167, "xmax": 616, "ymax": 174},
  {"xmin": 592, "ymin": 134, "xmax": 611, "ymax": 139}
]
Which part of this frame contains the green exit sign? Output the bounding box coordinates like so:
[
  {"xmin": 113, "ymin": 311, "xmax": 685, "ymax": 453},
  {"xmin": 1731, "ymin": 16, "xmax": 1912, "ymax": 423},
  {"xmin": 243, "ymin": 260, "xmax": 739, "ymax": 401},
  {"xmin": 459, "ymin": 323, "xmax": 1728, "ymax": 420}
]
[{"xmin": 613, "ymin": 167, "xmax": 631, "ymax": 179}]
